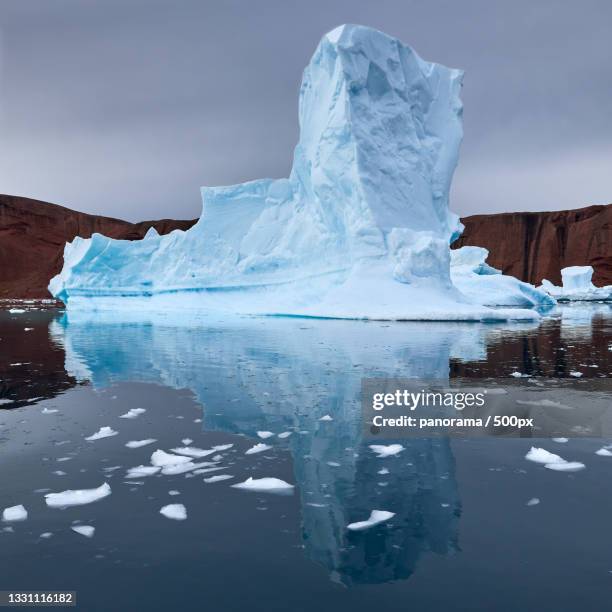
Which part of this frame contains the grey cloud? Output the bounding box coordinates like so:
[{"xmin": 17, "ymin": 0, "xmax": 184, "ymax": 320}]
[{"xmin": 0, "ymin": 0, "xmax": 610, "ymax": 220}]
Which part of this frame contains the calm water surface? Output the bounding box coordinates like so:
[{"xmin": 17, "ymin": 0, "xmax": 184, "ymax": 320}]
[{"xmin": 0, "ymin": 304, "xmax": 610, "ymax": 611}]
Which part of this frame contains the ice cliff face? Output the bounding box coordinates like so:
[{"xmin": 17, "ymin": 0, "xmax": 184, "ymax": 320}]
[{"xmin": 49, "ymin": 25, "xmax": 537, "ymax": 320}]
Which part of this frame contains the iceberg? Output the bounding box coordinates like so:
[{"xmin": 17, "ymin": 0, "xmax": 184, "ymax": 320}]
[
  {"xmin": 540, "ymin": 266, "xmax": 612, "ymax": 302},
  {"xmin": 49, "ymin": 25, "xmax": 538, "ymax": 321},
  {"xmin": 451, "ymin": 246, "xmax": 556, "ymax": 308}
]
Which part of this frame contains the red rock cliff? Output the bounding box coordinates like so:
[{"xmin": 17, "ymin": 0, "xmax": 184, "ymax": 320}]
[
  {"xmin": 0, "ymin": 195, "xmax": 196, "ymax": 299},
  {"xmin": 453, "ymin": 204, "xmax": 612, "ymax": 287}
]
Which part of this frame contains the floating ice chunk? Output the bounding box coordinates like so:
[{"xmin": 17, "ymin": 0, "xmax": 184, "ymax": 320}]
[
  {"xmin": 72, "ymin": 525, "xmax": 95, "ymax": 538},
  {"xmin": 151, "ymin": 450, "xmax": 193, "ymax": 467},
  {"xmin": 277, "ymin": 432, "xmax": 292, "ymax": 439},
  {"xmin": 526, "ymin": 498, "xmax": 540, "ymax": 506},
  {"xmin": 257, "ymin": 431, "xmax": 274, "ymax": 439},
  {"xmin": 231, "ymin": 477, "xmax": 294, "ymax": 494},
  {"xmin": 168, "ymin": 490, "xmax": 180, "ymax": 496},
  {"xmin": 120, "ymin": 408, "xmax": 146, "ymax": 419},
  {"xmin": 2, "ymin": 505, "xmax": 27, "ymax": 522},
  {"xmin": 569, "ymin": 371, "xmax": 583, "ymax": 378},
  {"xmin": 41, "ymin": 407, "xmax": 59, "ymax": 414},
  {"xmin": 125, "ymin": 439, "xmax": 157, "ymax": 449},
  {"xmin": 377, "ymin": 467, "xmax": 390, "ymax": 475},
  {"xmin": 52, "ymin": 470, "xmax": 66, "ymax": 476},
  {"xmin": 169, "ymin": 446, "xmax": 216, "ymax": 459},
  {"xmin": 160, "ymin": 504, "xmax": 187, "ymax": 520},
  {"xmin": 204, "ymin": 474, "xmax": 234, "ymax": 483},
  {"xmin": 181, "ymin": 438, "xmax": 193, "ymax": 445},
  {"xmin": 510, "ymin": 372, "xmax": 527, "ymax": 378},
  {"xmin": 126, "ymin": 465, "xmax": 160, "ymax": 478},
  {"xmin": 347, "ymin": 510, "xmax": 395, "ymax": 531},
  {"xmin": 213, "ymin": 444, "xmax": 233, "ymax": 452},
  {"xmin": 539, "ymin": 266, "xmax": 612, "ymax": 302},
  {"xmin": 595, "ymin": 448, "xmax": 612, "ymax": 457},
  {"xmin": 161, "ymin": 461, "xmax": 214, "ymax": 475},
  {"xmin": 544, "ymin": 461, "xmax": 585, "ymax": 472},
  {"xmin": 525, "ymin": 447, "xmax": 565, "ymax": 465},
  {"xmin": 40, "ymin": 532, "xmax": 53, "ymax": 539},
  {"xmin": 85, "ymin": 426, "xmax": 118, "ymax": 441},
  {"xmin": 369, "ymin": 444, "xmax": 404, "ymax": 458},
  {"xmin": 193, "ymin": 466, "xmax": 224, "ymax": 475},
  {"xmin": 245, "ymin": 443, "xmax": 272, "ymax": 455},
  {"xmin": 9, "ymin": 308, "xmax": 25, "ymax": 313},
  {"xmin": 552, "ymin": 438, "xmax": 569, "ymax": 443},
  {"xmin": 45, "ymin": 482, "xmax": 111, "ymax": 508},
  {"xmin": 319, "ymin": 415, "xmax": 333, "ymax": 421}
]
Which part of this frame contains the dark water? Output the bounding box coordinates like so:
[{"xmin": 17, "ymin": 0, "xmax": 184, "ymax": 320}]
[{"xmin": 0, "ymin": 304, "xmax": 611, "ymax": 611}]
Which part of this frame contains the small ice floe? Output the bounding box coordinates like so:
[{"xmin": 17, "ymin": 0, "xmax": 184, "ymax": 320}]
[
  {"xmin": 326, "ymin": 461, "xmax": 340, "ymax": 467},
  {"xmin": 552, "ymin": 438, "xmax": 569, "ymax": 443},
  {"xmin": 595, "ymin": 448, "xmax": 612, "ymax": 457},
  {"xmin": 24, "ymin": 327, "xmax": 33, "ymax": 331},
  {"xmin": 306, "ymin": 502, "xmax": 327, "ymax": 508},
  {"xmin": 2, "ymin": 505, "xmax": 27, "ymax": 522},
  {"xmin": 347, "ymin": 510, "xmax": 395, "ymax": 531},
  {"xmin": 245, "ymin": 443, "xmax": 272, "ymax": 455},
  {"xmin": 277, "ymin": 431, "xmax": 292, "ymax": 439},
  {"xmin": 181, "ymin": 438, "xmax": 193, "ymax": 445},
  {"xmin": 319, "ymin": 415, "xmax": 333, "ymax": 421},
  {"xmin": 213, "ymin": 444, "xmax": 233, "ymax": 452},
  {"xmin": 193, "ymin": 466, "xmax": 224, "ymax": 475},
  {"xmin": 40, "ymin": 532, "xmax": 53, "ymax": 539},
  {"xmin": 231, "ymin": 477, "xmax": 294, "ymax": 494},
  {"xmin": 125, "ymin": 439, "xmax": 157, "ymax": 449},
  {"xmin": 257, "ymin": 431, "xmax": 275, "ymax": 439},
  {"xmin": 525, "ymin": 447, "xmax": 565, "ymax": 465},
  {"xmin": 120, "ymin": 408, "xmax": 146, "ymax": 419},
  {"xmin": 545, "ymin": 462, "xmax": 585, "ymax": 472},
  {"xmin": 203, "ymin": 474, "xmax": 234, "ymax": 483},
  {"xmin": 85, "ymin": 427, "xmax": 118, "ymax": 441},
  {"xmin": 168, "ymin": 490, "xmax": 180, "ymax": 496},
  {"xmin": 369, "ymin": 444, "xmax": 404, "ymax": 458},
  {"xmin": 569, "ymin": 371, "xmax": 583, "ymax": 378},
  {"xmin": 510, "ymin": 372, "xmax": 527, "ymax": 378},
  {"xmin": 160, "ymin": 504, "xmax": 187, "ymax": 520},
  {"xmin": 52, "ymin": 470, "xmax": 66, "ymax": 476},
  {"xmin": 525, "ymin": 447, "xmax": 585, "ymax": 472},
  {"xmin": 161, "ymin": 461, "xmax": 213, "ymax": 476},
  {"xmin": 378, "ymin": 467, "xmax": 390, "ymax": 475},
  {"xmin": 126, "ymin": 465, "xmax": 160, "ymax": 478},
  {"xmin": 151, "ymin": 450, "xmax": 192, "ymax": 467},
  {"xmin": 169, "ymin": 446, "xmax": 216, "ymax": 459},
  {"xmin": 8, "ymin": 308, "xmax": 25, "ymax": 313},
  {"xmin": 45, "ymin": 482, "xmax": 111, "ymax": 508},
  {"xmin": 41, "ymin": 407, "xmax": 58, "ymax": 414},
  {"xmin": 526, "ymin": 498, "xmax": 540, "ymax": 506},
  {"xmin": 72, "ymin": 525, "xmax": 95, "ymax": 538}
]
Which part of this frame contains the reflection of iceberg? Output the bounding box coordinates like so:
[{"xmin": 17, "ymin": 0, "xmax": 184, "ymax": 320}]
[
  {"xmin": 541, "ymin": 266, "xmax": 612, "ymax": 302},
  {"xmin": 51, "ymin": 315, "xmax": 468, "ymax": 584},
  {"xmin": 50, "ymin": 25, "xmax": 536, "ymax": 322}
]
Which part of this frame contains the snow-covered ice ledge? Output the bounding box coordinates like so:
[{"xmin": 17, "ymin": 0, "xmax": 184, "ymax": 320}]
[{"xmin": 49, "ymin": 25, "xmax": 539, "ymax": 321}]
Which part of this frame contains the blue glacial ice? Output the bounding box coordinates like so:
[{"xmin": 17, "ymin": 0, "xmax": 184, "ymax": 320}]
[
  {"xmin": 451, "ymin": 246, "xmax": 555, "ymax": 308},
  {"xmin": 540, "ymin": 266, "xmax": 612, "ymax": 302},
  {"xmin": 49, "ymin": 24, "xmax": 541, "ymax": 321}
]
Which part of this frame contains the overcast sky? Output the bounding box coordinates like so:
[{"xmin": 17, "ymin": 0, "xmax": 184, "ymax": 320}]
[{"xmin": 1, "ymin": 0, "xmax": 610, "ymax": 221}]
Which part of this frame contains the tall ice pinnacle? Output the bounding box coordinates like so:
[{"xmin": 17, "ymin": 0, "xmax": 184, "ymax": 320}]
[{"xmin": 49, "ymin": 25, "xmax": 537, "ymax": 321}]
